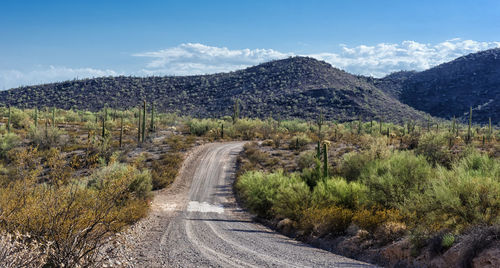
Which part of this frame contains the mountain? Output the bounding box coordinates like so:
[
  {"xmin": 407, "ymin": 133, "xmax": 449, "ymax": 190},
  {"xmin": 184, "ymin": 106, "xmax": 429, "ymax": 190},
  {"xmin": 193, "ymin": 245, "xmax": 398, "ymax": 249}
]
[
  {"xmin": 377, "ymin": 48, "xmax": 500, "ymax": 124},
  {"xmin": 0, "ymin": 57, "xmax": 427, "ymax": 123}
]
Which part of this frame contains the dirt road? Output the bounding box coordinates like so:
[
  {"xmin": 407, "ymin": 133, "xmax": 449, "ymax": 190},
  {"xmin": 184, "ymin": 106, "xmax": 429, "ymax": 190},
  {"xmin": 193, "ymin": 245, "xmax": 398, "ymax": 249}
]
[{"xmin": 128, "ymin": 142, "xmax": 375, "ymax": 267}]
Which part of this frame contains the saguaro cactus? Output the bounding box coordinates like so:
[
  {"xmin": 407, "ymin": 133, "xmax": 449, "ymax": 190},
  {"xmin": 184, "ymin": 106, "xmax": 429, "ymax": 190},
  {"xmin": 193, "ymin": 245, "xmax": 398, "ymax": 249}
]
[
  {"xmin": 52, "ymin": 107, "xmax": 56, "ymax": 127},
  {"xmin": 232, "ymin": 99, "xmax": 240, "ymax": 124},
  {"xmin": 150, "ymin": 102, "xmax": 155, "ymax": 132},
  {"xmin": 119, "ymin": 116, "xmax": 124, "ymax": 148},
  {"xmin": 323, "ymin": 143, "xmax": 328, "ymax": 178},
  {"xmin": 34, "ymin": 108, "xmax": 38, "ymax": 128},
  {"xmin": 489, "ymin": 117, "xmax": 492, "ymax": 142},
  {"xmin": 7, "ymin": 106, "xmax": 11, "ymax": 133},
  {"xmin": 316, "ymin": 141, "xmax": 321, "ymax": 159},
  {"xmin": 142, "ymin": 100, "xmax": 146, "ymax": 142},
  {"xmin": 137, "ymin": 108, "xmax": 141, "ymax": 143},
  {"xmin": 467, "ymin": 106, "xmax": 472, "ymax": 143},
  {"xmin": 221, "ymin": 123, "xmax": 224, "ymax": 139},
  {"xmin": 316, "ymin": 110, "xmax": 324, "ymax": 139}
]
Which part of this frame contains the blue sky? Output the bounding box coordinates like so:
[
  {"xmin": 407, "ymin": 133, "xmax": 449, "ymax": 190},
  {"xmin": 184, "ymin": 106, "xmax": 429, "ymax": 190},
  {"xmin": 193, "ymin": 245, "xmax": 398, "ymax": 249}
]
[{"xmin": 1, "ymin": 0, "xmax": 500, "ymax": 89}]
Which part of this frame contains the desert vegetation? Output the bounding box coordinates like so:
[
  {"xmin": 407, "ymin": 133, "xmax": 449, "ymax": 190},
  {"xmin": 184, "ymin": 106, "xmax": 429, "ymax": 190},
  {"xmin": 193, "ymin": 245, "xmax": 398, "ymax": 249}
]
[
  {"xmin": 0, "ymin": 101, "xmax": 498, "ymax": 266},
  {"xmin": 233, "ymin": 114, "xmax": 500, "ymax": 266}
]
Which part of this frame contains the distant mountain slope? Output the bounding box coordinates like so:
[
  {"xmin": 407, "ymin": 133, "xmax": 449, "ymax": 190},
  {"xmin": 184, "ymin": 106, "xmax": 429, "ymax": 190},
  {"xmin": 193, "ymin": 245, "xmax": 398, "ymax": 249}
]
[
  {"xmin": 377, "ymin": 48, "xmax": 500, "ymax": 124},
  {"xmin": 0, "ymin": 57, "xmax": 426, "ymax": 123}
]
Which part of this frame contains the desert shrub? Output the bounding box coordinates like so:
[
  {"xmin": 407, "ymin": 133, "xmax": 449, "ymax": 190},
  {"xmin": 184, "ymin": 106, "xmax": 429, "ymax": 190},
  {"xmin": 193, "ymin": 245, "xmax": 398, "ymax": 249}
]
[
  {"xmin": 236, "ymin": 170, "xmax": 287, "ymax": 218},
  {"xmin": 163, "ymin": 134, "xmax": 195, "ymax": 151},
  {"xmin": 415, "ymin": 165, "xmax": 500, "ymax": 231},
  {"xmin": 352, "ymin": 207, "xmax": 402, "ymax": 233},
  {"xmin": 300, "ymin": 158, "xmax": 322, "ymax": 188},
  {"xmin": 288, "ymin": 133, "xmax": 312, "ymax": 150},
  {"xmin": 187, "ymin": 118, "xmax": 219, "ymax": 136},
  {"xmin": 0, "ymin": 133, "xmax": 20, "ymax": 159},
  {"xmin": 416, "ymin": 132, "xmax": 455, "ymax": 167},
  {"xmin": 373, "ymin": 221, "xmax": 407, "ymax": 245},
  {"xmin": 311, "ymin": 177, "xmax": 367, "ymax": 210},
  {"xmin": 28, "ymin": 126, "xmax": 68, "ymax": 149},
  {"xmin": 301, "ymin": 206, "xmax": 354, "ymax": 236},
  {"xmin": 9, "ymin": 108, "xmax": 31, "ymax": 129},
  {"xmin": 271, "ymin": 175, "xmax": 310, "ymax": 221},
  {"xmin": 339, "ymin": 152, "xmax": 372, "ymax": 181},
  {"xmin": 0, "ymin": 160, "xmax": 150, "ymax": 266},
  {"xmin": 297, "ymin": 150, "xmax": 316, "ymax": 170},
  {"xmin": 360, "ymin": 151, "xmax": 432, "ymax": 208},
  {"xmin": 280, "ymin": 120, "xmax": 309, "ymax": 133},
  {"xmin": 151, "ymin": 152, "xmax": 183, "ymax": 190},
  {"xmin": 454, "ymin": 149, "xmax": 500, "ymax": 178}
]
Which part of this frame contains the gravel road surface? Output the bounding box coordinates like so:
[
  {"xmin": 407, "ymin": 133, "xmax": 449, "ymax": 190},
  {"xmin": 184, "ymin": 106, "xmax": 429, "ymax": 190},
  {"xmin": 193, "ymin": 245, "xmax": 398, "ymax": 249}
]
[{"xmin": 129, "ymin": 142, "xmax": 376, "ymax": 267}]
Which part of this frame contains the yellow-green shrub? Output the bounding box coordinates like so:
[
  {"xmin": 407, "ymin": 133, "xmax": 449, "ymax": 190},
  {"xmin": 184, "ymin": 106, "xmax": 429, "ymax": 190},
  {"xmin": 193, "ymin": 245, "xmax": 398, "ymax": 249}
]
[
  {"xmin": 301, "ymin": 206, "xmax": 354, "ymax": 236},
  {"xmin": 311, "ymin": 177, "xmax": 367, "ymax": 210}
]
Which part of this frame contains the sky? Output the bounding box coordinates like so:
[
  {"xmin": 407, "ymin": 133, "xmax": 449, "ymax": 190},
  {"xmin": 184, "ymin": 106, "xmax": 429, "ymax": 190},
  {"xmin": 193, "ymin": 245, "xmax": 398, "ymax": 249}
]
[{"xmin": 1, "ymin": 0, "xmax": 500, "ymax": 89}]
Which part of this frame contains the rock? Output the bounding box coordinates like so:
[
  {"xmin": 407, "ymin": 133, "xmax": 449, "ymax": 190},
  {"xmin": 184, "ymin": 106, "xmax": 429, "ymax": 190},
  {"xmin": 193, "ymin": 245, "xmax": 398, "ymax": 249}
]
[{"xmin": 472, "ymin": 244, "xmax": 500, "ymax": 268}]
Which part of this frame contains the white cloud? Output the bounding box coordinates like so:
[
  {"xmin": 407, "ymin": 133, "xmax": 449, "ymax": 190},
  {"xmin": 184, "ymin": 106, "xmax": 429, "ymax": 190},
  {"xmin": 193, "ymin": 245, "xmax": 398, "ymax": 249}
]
[
  {"xmin": 133, "ymin": 43, "xmax": 291, "ymax": 75},
  {"xmin": 309, "ymin": 39, "xmax": 500, "ymax": 77},
  {"xmin": 0, "ymin": 66, "xmax": 119, "ymax": 90},
  {"xmin": 134, "ymin": 39, "xmax": 500, "ymax": 78},
  {"xmin": 3, "ymin": 39, "xmax": 500, "ymax": 90}
]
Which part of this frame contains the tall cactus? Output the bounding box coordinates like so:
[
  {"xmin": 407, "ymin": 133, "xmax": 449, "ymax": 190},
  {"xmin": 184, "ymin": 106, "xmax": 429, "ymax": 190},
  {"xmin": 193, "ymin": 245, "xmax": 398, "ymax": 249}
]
[
  {"xmin": 316, "ymin": 141, "xmax": 321, "ymax": 159},
  {"xmin": 34, "ymin": 108, "xmax": 38, "ymax": 128},
  {"xmin": 101, "ymin": 114, "xmax": 106, "ymax": 139},
  {"xmin": 7, "ymin": 106, "xmax": 11, "ymax": 133},
  {"xmin": 322, "ymin": 143, "xmax": 328, "ymax": 178},
  {"xmin": 142, "ymin": 100, "xmax": 146, "ymax": 142},
  {"xmin": 150, "ymin": 102, "xmax": 155, "ymax": 132},
  {"xmin": 52, "ymin": 107, "xmax": 56, "ymax": 127},
  {"xmin": 119, "ymin": 116, "xmax": 123, "ymax": 148},
  {"xmin": 137, "ymin": 108, "xmax": 141, "ymax": 143},
  {"xmin": 221, "ymin": 123, "xmax": 224, "ymax": 139},
  {"xmin": 316, "ymin": 110, "xmax": 324, "ymax": 139},
  {"xmin": 489, "ymin": 117, "xmax": 492, "ymax": 142},
  {"xmin": 467, "ymin": 106, "xmax": 472, "ymax": 143},
  {"xmin": 232, "ymin": 99, "xmax": 240, "ymax": 124}
]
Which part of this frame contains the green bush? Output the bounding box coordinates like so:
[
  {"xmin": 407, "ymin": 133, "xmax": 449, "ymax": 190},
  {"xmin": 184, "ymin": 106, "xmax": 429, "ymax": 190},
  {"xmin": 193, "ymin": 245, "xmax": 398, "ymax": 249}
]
[
  {"xmin": 416, "ymin": 132, "xmax": 455, "ymax": 167},
  {"xmin": 271, "ymin": 175, "xmax": 310, "ymax": 221},
  {"xmin": 311, "ymin": 177, "xmax": 367, "ymax": 210},
  {"xmin": 151, "ymin": 152, "xmax": 183, "ymax": 190},
  {"xmin": 415, "ymin": 164, "xmax": 500, "ymax": 231},
  {"xmin": 297, "ymin": 150, "xmax": 316, "ymax": 170},
  {"xmin": 360, "ymin": 151, "xmax": 432, "ymax": 208},
  {"xmin": 301, "ymin": 206, "xmax": 354, "ymax": 236},
  {"xmin": 288, "ymin": 133, "xmax": 312, "ymax": 150},
  {"xmin": 28, "ymin": 126, "xmax": 68, "ymax": 149},
  {"xmin": 236, "ymin": 170, "xmax": 290, "ymax": 218},
  {"xmin": 0, "ymin": 133, "xmax": 20, "ymax": 158},
  {"xmin": 340, "ymin": 152, "xmax": 372, "ymax": 181}
]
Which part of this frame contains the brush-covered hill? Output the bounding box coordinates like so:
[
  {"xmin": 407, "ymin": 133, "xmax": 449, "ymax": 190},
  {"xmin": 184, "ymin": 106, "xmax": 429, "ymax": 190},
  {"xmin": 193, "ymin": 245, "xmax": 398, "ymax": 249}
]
[
  {"xmin": 0, "ymin": 57, "xmax": 426, "ymax": 123},
  {"xmin": 377, "ymin": 48, "xmax": 500, "ymax": 124}
]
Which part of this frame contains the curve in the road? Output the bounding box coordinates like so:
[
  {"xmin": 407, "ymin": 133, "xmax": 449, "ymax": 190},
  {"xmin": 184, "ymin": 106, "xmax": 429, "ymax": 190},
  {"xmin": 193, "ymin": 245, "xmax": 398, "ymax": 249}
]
[{"xmin": 133, "ymin": 142, "xmax": 377, "ymax": 268}]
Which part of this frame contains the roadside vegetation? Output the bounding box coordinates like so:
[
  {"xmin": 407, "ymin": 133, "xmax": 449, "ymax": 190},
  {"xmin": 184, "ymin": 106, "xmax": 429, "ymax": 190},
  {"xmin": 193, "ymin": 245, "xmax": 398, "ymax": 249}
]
[
  {"xmin": 233, "ymin": 114, "xmax": 500, "ymax": 266},
  {"xmin": 0, "ymin": 102, "xmax": 498, "ymax": 266}
]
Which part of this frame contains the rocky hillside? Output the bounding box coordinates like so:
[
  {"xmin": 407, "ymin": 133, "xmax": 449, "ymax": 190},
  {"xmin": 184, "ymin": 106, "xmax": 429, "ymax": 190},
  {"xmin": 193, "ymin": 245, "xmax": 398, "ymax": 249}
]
[
  {"xmin": 377, "ymin": 48, "xmax": 500, "ymax": 124},
  {"xmin": 0, "ymin": 57, "xmax": 426, "ymax": 123}
]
